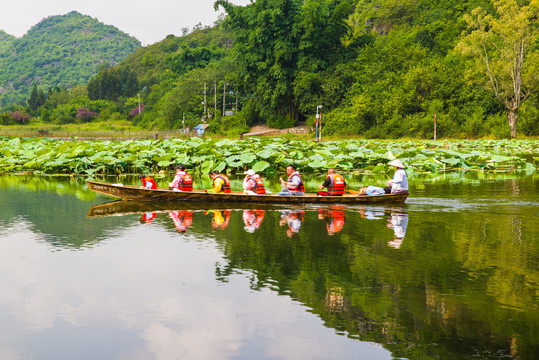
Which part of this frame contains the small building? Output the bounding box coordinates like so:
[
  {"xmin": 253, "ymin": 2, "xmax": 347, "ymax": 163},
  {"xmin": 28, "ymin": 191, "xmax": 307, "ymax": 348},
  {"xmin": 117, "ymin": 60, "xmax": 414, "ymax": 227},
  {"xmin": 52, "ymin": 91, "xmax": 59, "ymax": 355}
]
[{"xmin": 193, "ymin": 123, "xmax": 209, "ymax": 136}]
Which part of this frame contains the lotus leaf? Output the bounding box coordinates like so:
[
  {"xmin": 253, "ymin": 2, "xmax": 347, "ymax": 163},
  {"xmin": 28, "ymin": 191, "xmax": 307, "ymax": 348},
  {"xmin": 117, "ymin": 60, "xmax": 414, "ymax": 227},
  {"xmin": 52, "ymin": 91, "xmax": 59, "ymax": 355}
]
[{"xmin": 252, "ymin": 161, "xmax": 270, "ymax": 172}]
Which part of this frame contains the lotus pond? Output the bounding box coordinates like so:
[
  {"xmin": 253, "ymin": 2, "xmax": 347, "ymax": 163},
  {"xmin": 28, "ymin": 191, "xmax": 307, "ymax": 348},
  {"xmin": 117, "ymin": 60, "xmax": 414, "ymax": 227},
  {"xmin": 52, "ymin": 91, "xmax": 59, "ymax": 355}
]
[{"xmin": 0, "ymin": 137, "xmax": 537, "ymax": 176}]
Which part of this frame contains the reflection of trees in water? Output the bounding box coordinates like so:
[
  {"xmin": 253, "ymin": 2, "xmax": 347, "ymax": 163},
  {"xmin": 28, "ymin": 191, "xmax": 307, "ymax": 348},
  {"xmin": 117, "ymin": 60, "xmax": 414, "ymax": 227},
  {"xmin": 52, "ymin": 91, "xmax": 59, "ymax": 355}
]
[{"xmin": 210, "ymin": 210, "xmax": 538, "ymax": 359}]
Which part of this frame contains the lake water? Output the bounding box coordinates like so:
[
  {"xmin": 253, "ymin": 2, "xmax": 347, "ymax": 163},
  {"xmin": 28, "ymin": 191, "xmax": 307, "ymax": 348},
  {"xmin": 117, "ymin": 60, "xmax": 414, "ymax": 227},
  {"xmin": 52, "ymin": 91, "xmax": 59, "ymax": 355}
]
[{"xmin": 0, "ymin": 173, "xmax": 537, "ymax": 360}]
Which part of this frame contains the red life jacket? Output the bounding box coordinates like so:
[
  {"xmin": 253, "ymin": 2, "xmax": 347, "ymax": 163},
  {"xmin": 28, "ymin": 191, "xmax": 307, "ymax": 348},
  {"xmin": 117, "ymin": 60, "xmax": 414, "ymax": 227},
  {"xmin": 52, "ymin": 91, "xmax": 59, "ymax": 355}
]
[
  {"xmin": 252, "ymin": 175, "xmax": 266, "ymax": 194},
  {"xmin": 288, "ymin": 172, "xmax": 305, "ymax": 192},
  {"xmin": 327, "ymin": 173, "xmax": 346, "ymax": 195},
  {"xmin": 213, "ymin": 174, "xmax": 231, "ymax": 193},
  {"xmin": 178, "ymin": 172, "xmax": 193, "ymax": 191},
  {"xmin": 142, "ymin": 177, "xmax": 157, "ymax": 189}
]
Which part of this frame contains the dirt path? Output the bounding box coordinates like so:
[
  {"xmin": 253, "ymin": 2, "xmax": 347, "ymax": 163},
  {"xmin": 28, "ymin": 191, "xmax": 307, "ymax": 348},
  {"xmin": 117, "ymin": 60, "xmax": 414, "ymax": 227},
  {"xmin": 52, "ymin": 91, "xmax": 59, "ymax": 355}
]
[{"xmin": 243, "ymin": 123, "xmax": 309, "ymax": 137}]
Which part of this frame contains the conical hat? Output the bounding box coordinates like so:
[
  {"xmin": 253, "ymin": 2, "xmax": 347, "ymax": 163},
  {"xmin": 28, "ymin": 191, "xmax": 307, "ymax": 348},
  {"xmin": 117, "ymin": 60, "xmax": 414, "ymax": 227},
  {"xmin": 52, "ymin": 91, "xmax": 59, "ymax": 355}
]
[{"xmin": 388, "ymin": 159, "xmax": 405, "ymax": 168}]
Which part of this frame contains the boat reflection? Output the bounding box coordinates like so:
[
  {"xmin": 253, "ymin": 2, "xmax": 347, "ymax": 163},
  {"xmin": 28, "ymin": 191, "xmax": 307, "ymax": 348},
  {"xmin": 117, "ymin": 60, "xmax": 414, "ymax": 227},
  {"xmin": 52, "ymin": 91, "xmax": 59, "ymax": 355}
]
[
  {"xmin": 88, "ymin": 200, "xmax": 407, "ymax": 240},
  {"xmin": 139, "ymin": 212, "xmax": 157, "ymax": 224},
  {"xmin": 243, "ymin": 210, "xmax": 265, "ymax": 233},
  {"xmin": 279, "ymin": 210, "xmax": 305, "ymax": 237},
  {"xmin": 169, "ymin": 210, "xmax": 193, "ymax": 232},
  {"xmin": 386, "ymin": 211, "xmax": 408, "ymax": 249},
  {"xmin": 207, "ymin": 210, "xmax": 231, "ymax": 230},
  {"xmin": 317, "ymin": 206, "xmax": 347, "ymax": 235}
]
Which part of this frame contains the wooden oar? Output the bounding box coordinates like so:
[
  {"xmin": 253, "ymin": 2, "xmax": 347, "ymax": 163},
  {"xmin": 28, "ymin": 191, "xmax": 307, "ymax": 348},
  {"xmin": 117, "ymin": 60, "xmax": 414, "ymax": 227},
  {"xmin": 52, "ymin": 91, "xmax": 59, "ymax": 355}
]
[{"xmin": 347, "ymin": 190, "xmax": 360, "ymax": 195}]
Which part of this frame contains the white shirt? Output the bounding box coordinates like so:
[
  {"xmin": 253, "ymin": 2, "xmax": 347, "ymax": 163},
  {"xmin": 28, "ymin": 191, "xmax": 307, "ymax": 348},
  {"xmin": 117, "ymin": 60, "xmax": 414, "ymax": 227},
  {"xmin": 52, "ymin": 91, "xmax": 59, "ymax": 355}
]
[{"xmin": 391, "ymin": 169, "xmax": 408, "ymax": 193}]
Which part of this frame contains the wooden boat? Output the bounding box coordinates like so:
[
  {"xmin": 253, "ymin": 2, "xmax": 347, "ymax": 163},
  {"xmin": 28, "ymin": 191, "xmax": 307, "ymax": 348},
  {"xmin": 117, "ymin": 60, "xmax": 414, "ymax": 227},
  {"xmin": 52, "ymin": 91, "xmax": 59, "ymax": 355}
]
[{"xmin": 87, "ymin": 180, "xmax": 408, "ymax": 205}]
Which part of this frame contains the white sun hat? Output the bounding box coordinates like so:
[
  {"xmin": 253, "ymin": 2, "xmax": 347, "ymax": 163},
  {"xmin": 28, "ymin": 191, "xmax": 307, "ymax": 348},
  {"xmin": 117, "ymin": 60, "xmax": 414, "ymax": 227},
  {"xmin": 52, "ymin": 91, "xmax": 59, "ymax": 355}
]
[
  {"xmin": 244, "ymin": 169, "xmax": 256, "ymax": 176},
  {"xmin": 388, "ymin": 159, "xmax": 405, "ymax": 168}
]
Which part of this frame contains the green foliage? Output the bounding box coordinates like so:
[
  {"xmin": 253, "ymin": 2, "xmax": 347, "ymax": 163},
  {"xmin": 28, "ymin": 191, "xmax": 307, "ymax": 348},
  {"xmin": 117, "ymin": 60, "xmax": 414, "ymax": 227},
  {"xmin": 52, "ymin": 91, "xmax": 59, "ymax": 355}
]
[
  {"xmin": 0, "ymin": 137, "xmax": 536, "ymax": 175},
  {"xmin": 0, "ymin": 11, "xmax": 140, "ymax": 109}
]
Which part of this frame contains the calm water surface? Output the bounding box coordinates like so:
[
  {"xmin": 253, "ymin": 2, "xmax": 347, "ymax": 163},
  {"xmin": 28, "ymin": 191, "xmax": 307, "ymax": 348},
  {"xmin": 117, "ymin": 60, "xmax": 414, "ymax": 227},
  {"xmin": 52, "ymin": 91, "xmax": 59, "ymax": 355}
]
[{"xmin": 0, "ymin": 173, "xmax": 537, "ymax": 360}]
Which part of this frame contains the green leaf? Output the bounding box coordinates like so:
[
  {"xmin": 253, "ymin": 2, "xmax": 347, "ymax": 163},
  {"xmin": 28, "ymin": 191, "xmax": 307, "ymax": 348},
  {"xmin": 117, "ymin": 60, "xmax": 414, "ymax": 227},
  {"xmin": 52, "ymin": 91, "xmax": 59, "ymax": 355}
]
[{"xmin": 252, "ymin": 160, "xmax": 270, "ymax": 172}]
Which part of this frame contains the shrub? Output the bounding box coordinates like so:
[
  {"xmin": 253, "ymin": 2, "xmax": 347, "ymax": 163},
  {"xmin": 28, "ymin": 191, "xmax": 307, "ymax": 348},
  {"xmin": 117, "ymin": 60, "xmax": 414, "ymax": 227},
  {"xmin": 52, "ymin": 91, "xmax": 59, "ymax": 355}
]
[{"xmin": 267, "ymin": 113, "xmax": 295, "ymax": 129}]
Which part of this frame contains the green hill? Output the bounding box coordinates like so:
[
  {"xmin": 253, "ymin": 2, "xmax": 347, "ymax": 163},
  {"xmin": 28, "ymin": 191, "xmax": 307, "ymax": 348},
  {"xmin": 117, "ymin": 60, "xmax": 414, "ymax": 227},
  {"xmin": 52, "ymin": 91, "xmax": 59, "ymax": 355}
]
[{"xmin": 0, "ymin": 11, "xmax": 141, "ymax": 109}]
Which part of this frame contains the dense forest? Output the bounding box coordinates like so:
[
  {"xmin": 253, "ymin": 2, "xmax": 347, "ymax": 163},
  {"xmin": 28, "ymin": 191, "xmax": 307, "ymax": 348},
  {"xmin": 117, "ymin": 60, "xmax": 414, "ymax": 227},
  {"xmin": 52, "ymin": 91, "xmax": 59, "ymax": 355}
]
[
  {"xmin": 1, "ymin": 0, "xmax": 538, "ymax": 139},
  {"xmin": 0, "ymin": 11, "xmax": 141, "ymax": 107}
]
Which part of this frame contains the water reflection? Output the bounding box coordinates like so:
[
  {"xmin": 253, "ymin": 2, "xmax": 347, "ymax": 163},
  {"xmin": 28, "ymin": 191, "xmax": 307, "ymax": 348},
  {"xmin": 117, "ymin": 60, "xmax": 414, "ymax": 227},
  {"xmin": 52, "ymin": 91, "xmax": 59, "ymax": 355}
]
[
  {"xmin": 386, "ymin": 212, "xmax": 408, "ymax": 249},
  {"xmin": 169, "ymin": 210, "xmax": 193, "ymax": 232},
  {"xmin": 207, "ymin": 210, "xmax": 231, "ymax": 230},
  {"xmin": 279, "ymin": 210, "xmax": 305, "ymax": 237},
  {"xmin": 242, "ymin": 210, "xmax": 265, "ymax": 233},
  {"xmin": 317, "ymin": 207, "xmax": 346, "ymax": 235},
  {"xmin": 1, "ymin": 174, "xmax": 538, "ymax": 359}
]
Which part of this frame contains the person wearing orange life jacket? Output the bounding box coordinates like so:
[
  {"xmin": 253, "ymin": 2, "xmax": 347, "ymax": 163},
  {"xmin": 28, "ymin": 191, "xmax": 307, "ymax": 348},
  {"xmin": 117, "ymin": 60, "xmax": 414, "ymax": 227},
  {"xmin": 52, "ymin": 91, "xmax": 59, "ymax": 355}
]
[
  {"xmin": 242, "ymin": 169, "xmax": 266, "ymax": 195},
  {"xmin": 140, "ymin": 174, "xmax": 157, "ymax": 189},
  {"xmin": 317, "ymin": 168, "xmax": 347, "ymax": 196},
  {"xmin": 208, "ymin": 170, "xmax": 231, "ymax": 193},
  {"xmin": 278, "ymin": 165, "xmax": 305, "ymax": 196},
  {"xmin": 169, "ymin": 165, "xmax": 193, "ymax": 191},
  {"xmin": 318, "ymin": 207, "xmax": 346, "ymax": 235}
]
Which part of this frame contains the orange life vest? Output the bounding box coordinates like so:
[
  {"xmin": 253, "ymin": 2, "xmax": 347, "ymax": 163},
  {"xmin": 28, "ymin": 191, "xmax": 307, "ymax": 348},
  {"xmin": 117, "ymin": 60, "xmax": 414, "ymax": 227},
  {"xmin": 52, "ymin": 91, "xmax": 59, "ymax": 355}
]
[
  {"xmin": 213, "ymin": 174, "xmax": 231, "ymax": 193},
  {"xmin": 251, "ymin": 175, "xmax": 266, "ymax": 194},
  {"xmin": 327, "ymin": 173, "xmax": 346, "ymax": 195},
  {"xmin": 178, "ymin": 172, "xmax": 193, "ymax": 191},
  {"xmin": 288, "ymin": 172, "xmax": 305, "ymax": 192},
  {"xmin": 142, "ymin": 177, "xmax": 157, "ymax": 189}
]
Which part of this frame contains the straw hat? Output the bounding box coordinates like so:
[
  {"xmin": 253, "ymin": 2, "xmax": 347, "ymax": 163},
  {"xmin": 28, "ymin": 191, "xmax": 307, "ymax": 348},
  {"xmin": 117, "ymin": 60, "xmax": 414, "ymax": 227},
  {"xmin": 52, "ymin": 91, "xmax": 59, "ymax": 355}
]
[
  {"xmin": 388, "ymin": 159, "xmax": 405, "ymax": 168},
  {"xmin": 244, "ymin": 169, "xmax": 256, "ymax": 176}
]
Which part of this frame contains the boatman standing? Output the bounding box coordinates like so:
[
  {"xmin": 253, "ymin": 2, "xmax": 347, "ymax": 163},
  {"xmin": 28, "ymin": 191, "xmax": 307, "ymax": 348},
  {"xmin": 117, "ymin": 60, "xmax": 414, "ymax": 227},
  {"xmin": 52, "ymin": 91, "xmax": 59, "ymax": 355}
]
[
  {"xmin": 317, "ymin": 168, "xmax": 346, "ymax": 196},
  {"xmin": 169, "ymin": 165, "xmax": 193, "ymax": 191},
  {"xmin": 384, "ymin": 159, "xmax": 408, "ymax": 194},
  {"xmin": 208, "ymin": 170, "xmax": 232, "ymax": 193},
  {"xmin": 140, "ymin": 174, "xmax": 157, "ymax": 189},
  {"xmin": 278, "ymin": 165, "xmax": 305, "ymax": 196}
]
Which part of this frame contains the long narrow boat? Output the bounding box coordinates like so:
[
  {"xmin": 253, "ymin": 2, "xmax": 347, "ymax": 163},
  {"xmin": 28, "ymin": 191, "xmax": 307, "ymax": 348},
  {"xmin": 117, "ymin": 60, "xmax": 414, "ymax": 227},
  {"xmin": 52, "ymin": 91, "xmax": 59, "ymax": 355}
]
[{"xmin": 87, "ymin": 180, "xmax": 408, "ymax": 205}]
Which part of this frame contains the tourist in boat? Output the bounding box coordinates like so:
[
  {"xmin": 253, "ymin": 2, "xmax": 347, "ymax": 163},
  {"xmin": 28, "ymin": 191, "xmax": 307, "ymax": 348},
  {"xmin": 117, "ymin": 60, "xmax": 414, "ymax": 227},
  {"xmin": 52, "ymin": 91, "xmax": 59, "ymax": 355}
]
[
  {"xmin": 278, "ymin": 165, "xmax": 305, "ymax": 196},
  {"xmin": 169, "ymin": 165, "xmax": 193, "ymax": 191},
  {"xmin": 317, "ymin": 168, "xmax": 346, "ymax": 196},
  {"xmin": 383, "ymin": 159, "xmax": 408, "ymax": 194},
  {"xmin": 140, "ymin": 174, "xmax": 157, "ymax": 189},
  {"xmin": 208, "ymin": 170, "xmax": 232, "ymax": 193},
  {"xmin": 242, "ymin": 169, "xmax": 266, "ymax": 195}
]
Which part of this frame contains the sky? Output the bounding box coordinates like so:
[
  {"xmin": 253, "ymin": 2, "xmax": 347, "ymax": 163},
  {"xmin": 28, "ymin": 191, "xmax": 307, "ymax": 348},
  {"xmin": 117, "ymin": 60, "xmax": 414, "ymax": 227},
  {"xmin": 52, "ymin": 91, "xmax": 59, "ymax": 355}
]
[{"xmin": 0, "ymin": 0, "xmax": 251, "ymax": 45}]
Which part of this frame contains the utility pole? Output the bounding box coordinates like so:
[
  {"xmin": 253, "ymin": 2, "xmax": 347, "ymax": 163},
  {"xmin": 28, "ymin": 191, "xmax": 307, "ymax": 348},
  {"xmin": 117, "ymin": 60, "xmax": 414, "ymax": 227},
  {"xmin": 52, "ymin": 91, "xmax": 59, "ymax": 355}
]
[
  {"xmin": 214, "ymin": 81, "xmax": 217, "ymax": 115},
  {"xmin": 223, "ymin": 82, "xmax": 226, "ymax": 116},
  {"xmin": 316, "ymin": 105, "xmax": 323, "ymax": 141},
  {"xmin": 434, "ymin": 111, "xmax": 437, "ymax": 141},
  {"xmin": 203, "ymin": 83, "xmax": 207, "ymax": 117}
]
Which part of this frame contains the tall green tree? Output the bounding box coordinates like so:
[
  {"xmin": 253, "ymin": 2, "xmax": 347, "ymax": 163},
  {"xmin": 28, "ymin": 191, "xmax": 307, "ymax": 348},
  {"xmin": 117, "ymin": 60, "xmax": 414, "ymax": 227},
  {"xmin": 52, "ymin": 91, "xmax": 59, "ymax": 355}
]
[
  {"xmin": 215, "ymin": 0, "xmax": 352, "ymax": 122},
  {"xmin": 27, "ymin": 84, "xmax": 39, "ymax": 113},
  {"xmin": 457, "ymin": 0, "xmax": 539, "ymax": 138}
]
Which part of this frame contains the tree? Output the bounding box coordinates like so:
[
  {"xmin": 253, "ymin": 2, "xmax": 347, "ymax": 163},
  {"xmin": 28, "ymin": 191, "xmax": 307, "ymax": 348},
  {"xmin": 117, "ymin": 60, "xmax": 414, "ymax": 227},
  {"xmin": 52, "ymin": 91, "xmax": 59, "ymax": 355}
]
[
  {"xmin": 28, "ymin": 84, "xmax": 39, "ymax": 112},
  {"xmin": 457, "ymin": 0, "xmax": 539, "ymax": 138},
  {"xmin": 215, "ymin": 0, "xmax": 352, "ymax": 122}
]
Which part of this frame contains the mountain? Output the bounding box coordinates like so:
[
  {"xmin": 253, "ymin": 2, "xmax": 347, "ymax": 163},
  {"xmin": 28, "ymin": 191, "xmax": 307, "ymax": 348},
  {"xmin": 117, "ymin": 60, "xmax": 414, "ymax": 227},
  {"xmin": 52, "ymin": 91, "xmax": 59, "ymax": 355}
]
[{"xmin": 0, "ymin": 11, "xmax": 141, "ymax": 109}]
